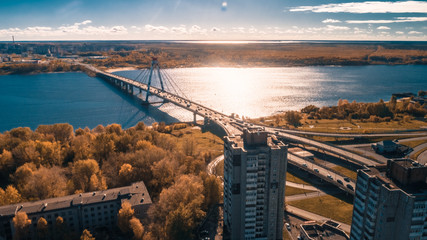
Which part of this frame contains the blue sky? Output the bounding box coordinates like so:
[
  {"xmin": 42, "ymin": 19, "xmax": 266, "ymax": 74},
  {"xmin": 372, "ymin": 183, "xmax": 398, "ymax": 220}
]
[{"xmin": 0, "ymin": 0, "xmax": 426, "ymax": 41}]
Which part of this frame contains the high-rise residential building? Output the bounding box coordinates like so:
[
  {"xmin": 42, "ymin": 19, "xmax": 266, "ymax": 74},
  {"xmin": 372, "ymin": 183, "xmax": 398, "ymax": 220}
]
[
  {"xmin": 223, "ymin": 129, "xmax": 288, "ymax": 240},
  {"xmin": 350, "ymin": 159, "xmax": 427, "ymax": 240}
]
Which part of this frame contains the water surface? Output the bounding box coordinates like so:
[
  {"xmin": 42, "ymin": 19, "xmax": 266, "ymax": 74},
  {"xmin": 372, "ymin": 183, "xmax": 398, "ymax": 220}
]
[{"xmin": 0, "ymin": 65, "xmax": 425, "ymax": 132}]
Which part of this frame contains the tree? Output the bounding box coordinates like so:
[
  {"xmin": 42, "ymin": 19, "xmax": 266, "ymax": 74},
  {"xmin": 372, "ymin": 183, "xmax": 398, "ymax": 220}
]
[
  {"xmin": 149, "ymin": 175, "xmax": 205, "ymax": 239},
  {"xmin": 0, "ymin": 185, "xmax": 22, "ymax": 206},
  {"xmin": 12, "ymin": 211, "xmax": 31, "ymax": 240},
  {"xmin": 54, "ymin": 216, "xmax": 67, "ymax": 240},
  {"xmin": 201, "ymin": 173, "xmax": 222, "ymax": 211},
  {"xmin": 118, "ymin": 201, "xmax": 135, "ymax": 234},
  {"xmin": 20, "ymin": 166, "xmax": 67, "ymax": 200},
  {"xmin": 130, "ymin": 217, "xmax": 144, "ymax": 240},
  {"xmin": 37, "ymin": 217, "xmax": 49, "ymax": 240},
  {"xmin": 71, "ymin": 159, "xmax": 107, "ymax": 192},
  {"xmin": 80, "ymin": 229, "xmax": 95, "ymax": 240},
  {"xmin": 284, "ymin": 111, "xmax": 302, "ymax": 127},
  {"xmin": 182, "ymin": 136, "xmax": 196, "ymax": 156},
  {"xmin": 35, "ymin": 123, "xmax": 74, "ymax": 144},
  {"xmin": 118, "ymin": 163, "xmax": 134, "ymax": 186}
]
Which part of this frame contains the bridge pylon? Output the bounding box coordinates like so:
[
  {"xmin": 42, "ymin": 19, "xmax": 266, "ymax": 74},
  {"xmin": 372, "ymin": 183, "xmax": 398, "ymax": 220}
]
[{"xmin": 145, "ymin": 57, "xmax": 165, "ymax": 103}]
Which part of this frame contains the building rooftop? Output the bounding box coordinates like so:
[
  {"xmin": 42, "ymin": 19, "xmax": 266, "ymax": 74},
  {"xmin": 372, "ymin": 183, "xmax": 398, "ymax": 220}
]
[
  {"xmin": 362, "ymin": 159, "xmax": 427, "ymax": 194},
  {"xmin": 0, "ymin": 182, "xmax": 151, "ymax": 217},
  {"xmin": 300, "ymin": 221, "xmax": 349, "ymax": 240},
  {"xmin": 226, "ymin": 128, "xmax": 285, "ymax": 150}
]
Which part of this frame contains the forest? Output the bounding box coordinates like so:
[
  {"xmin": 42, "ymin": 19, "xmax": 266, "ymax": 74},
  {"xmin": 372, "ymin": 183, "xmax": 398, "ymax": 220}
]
[{"xmin": 0, "ymin": 122, "xmax": 222, "ymax": 240}]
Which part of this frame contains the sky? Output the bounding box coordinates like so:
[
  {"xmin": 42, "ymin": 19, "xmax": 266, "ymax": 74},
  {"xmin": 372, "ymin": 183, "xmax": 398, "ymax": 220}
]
[{"xmin": 0, "ymin": 0, "xmax": 426, "ymax": 41}]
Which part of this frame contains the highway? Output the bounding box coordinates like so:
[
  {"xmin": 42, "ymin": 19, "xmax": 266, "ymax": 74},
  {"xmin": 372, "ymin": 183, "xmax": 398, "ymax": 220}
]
[
  {"xmin": 288, "ymin": 153, "xmax": 355, "ymax": 195},
  {"xmin": 272, "ymin": 128, "xmax": 427, "ymax": 138}
]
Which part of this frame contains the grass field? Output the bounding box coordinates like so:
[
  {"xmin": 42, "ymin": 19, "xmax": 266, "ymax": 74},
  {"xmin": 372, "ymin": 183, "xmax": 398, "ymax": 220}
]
[
  {"xmin": 286, "ymin": 172, "xmax": 312, "ymax": 186},
  {"xmin": 285, "ymin": 186, "xmax": 316, "ymax": 196},
  {"xmin": 332, "ymin": 166, "xmax": 358, "ymax": 180},
  {"xmin": 171, "ymin": 125, "xmax": 224, "ymax": 156},
  {"xmin": 287, "ymin": 193, "xmax": 354, "ymax": 225},
  {"xmin": 413, "ymin": 147, "xmax": 427, "ymax": 160},
  {"xmin": 401, "ymin": 139, "xmax": 427, "ymax": 148}
]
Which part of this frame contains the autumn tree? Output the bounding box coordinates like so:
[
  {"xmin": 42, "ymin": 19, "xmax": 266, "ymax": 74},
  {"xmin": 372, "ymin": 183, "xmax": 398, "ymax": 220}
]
[
  {"xmin": 12, "ymin": 211, "xmax": 31, "ymax": 240},
  {"xmin": 35, "ymin": 123, "xmax": 74, "ymax": 144},
  {"xmin": 19, "ymin": 166, "xmax": 67, "ymax": 200},
  {"xmin": 37, "ymin": 217, "xmax": 49, "ymax": 240},
  {"xmin": 71, "ymin": 159, "xmax": 107, "ymax": 193},
  {"xmin": 0, "ymin": 185, "xmax": 22, "ymax": 206},
  {"xmin": 118, "ymin": 201, "xmax": 135, "ymax": 234},
  {"xmin": 118, "ymin": 163, "xmax": 134, "ymax": 186},
  {"xmin": 200, "ymin": 173, "xmax": 222, "ymax": 211},
  {"xmin": 284, "ymin": 111, "xmax": 302, "ymax": 127},
  {"xmin": 130, "ymin": 217, "xmax": 145, "ymax": 240},
  {"xmin": 149, "ymin": 175, "xmax": 205, "ymax": 239},
  {"xmin": 80, "ymin": 229, "xmax": 95, "ymax": 240}
]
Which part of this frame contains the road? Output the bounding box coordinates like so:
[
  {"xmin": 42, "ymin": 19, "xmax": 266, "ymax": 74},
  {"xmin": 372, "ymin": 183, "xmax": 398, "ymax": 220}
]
[
  {"xmin": 273, "ymin": 128, "xmax": 427, "ymax": 138},
  {"xmin": 288, "ymin": 153, "xmax": 355, "ymax": 194}
]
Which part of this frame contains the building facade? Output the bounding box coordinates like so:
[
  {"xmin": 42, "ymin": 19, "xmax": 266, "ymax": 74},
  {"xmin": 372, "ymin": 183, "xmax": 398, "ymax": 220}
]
[
  {"xmin": 224, "ymin": 129, "xmax": 288, "ymax": 240},
  {"xmin": 350, "ymin": 159, "xmax": 427, "ymax": 240},
  {"xmin": 0, "ymin": 181, "xmax": 151, "ymax": 240}
]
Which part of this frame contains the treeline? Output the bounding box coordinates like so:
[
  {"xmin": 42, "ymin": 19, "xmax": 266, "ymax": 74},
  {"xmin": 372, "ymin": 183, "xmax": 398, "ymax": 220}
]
[
  {"xmin": 301, "ymin": 95, "xmax": 426, "ymax": 121},
  {"xmin": 0, "ymin": 122, "xmax": 222, "ymax": 239},
  {"xmin": 0, "ymin": 61, "xmax": 84, "ymax": 75},
  {"xmin": 84, "ymin": 42, "xmax": 427, "ymax": 69}
]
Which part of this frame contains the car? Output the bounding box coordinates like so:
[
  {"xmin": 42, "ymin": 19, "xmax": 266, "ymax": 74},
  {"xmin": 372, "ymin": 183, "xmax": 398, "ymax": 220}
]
[
  {"xmin": 327, "ymin": 174, "xmax": 333, "ymax": 179},
  {"xmin": 285, "ymin": 223, "xmax": 291, "ymax": 230},
  {"xmin": 337, "ymin": 179, "xmax": 343, "ymax": 185},
  {"xmin": 346, "ymin": 184, "xmax": 354, "ymax": 190},
  {"xmin": 302, "ymin": 163, "xmax": 307, "ymax": 167},
  {"xmin": 314, "ymin": 168, "xmax": 319, "ymax": 173},
  {"xmin": 344, "ymin": 177, "xmax": 351, "ymax": 182}
]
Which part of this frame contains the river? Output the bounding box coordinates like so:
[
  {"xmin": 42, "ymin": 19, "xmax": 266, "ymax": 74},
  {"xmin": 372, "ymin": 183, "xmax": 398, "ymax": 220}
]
[{"xmin": 0, "ymin": 65, "xmax": 426, "ymax": 132}]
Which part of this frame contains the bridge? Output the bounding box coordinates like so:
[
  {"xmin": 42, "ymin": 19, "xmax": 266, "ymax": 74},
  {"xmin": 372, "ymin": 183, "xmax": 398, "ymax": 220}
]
[{"xmin": 81, "ymin": 59, "xmax": 413, "ymax": 194}]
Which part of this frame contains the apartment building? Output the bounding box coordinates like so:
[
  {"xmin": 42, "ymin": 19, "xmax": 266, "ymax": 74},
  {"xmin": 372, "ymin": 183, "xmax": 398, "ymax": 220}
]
[
  {"xmin": 223, "ymin": 129, "xmax": 288, "ymax": 240},
  {"xmin": 350, "ymin": 159, "xmax": 427, "ymax": 240}
]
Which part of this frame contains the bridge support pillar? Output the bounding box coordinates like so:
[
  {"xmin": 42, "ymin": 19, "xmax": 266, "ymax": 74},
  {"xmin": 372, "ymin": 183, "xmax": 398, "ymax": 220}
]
[
  {"xmin": 139, "ymin": 88, "xmax": 142, "ymax": 93},
  {"xmin": 193, "ymin": 112, "xmax": 197, "ymax": 124},
  {"xmin": 130, "ymin": 85, "xmax": 133, "ymax": 94}
]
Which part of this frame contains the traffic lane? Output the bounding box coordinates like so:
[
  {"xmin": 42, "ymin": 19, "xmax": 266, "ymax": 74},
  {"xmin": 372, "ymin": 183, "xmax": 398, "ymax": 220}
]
[{"xmin": 288, "ymin": 154, "xmax": 355, "ymax": 191}]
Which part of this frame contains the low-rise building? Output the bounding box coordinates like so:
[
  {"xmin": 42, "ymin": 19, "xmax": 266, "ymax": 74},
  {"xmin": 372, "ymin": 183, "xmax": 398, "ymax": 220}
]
[
  {"xmin": 0, "ymin": 181, "xmax": 151, "ymax": 240},
  {"xmin": 300, "ymin": 220, "xmax": 349, "ymax": 240}
]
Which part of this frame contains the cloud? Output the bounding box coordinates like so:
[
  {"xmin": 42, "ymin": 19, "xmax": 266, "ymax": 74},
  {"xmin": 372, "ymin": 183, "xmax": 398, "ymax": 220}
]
[
  {"xmin": 346, "ymin": 17, "xmax": 427, "ymax": 24},
  {"xmin": 377, "ymin": 26, "xmax": 390, "ymax": 30},
  {"xmin": 322, "ymin": 19, "xmax": 341, "ymax": 23},
  {"xmin": 81, "ymin": 20, "xmax": 92, "ymax": 25},
  {"xmin": 325, "ymin": 25, "xmax": 350, "ymax": 31},
  {"xmin": 408, "ymin": 31, "xmax": 423, "ymax": 34},
  {"xmin": 289, "ymin": 1, "xmax": 427, "ymax": 13},
  {"xmin": 144, "ymin": 24, "xmax": 169, "ymax": 33},
  {"xmin": 171, "ymin": 25, "xmax": 187, "ymax": 34},
  {"xmin": 395, "ymin": 31, "xmax": 404, "ymax": 34},
  {"xmin": 0, "ymin": 20, "xmax": 127, "ymax": 39}
]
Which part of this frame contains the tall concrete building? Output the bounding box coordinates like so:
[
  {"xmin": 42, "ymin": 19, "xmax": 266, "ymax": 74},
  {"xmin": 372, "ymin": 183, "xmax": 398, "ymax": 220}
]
[
  {"xmin": 223, "ymin": 129, "xmax": 288, "ymax": 240},
  {"xmin": 350, "ymin": 159, "xmax": 427, "ymax": 240}
]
